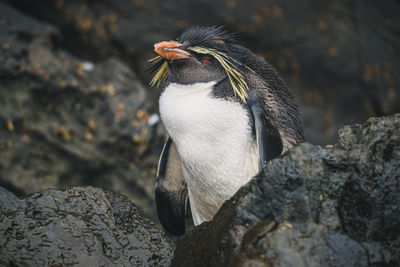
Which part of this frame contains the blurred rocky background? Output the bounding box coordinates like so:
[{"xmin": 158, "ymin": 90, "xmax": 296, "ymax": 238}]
[{"xmin": 1, "ymin": 0, "xmax": 400, "ymax": 223}]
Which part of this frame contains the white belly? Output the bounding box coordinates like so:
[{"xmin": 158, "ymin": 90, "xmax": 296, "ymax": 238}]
[{"xmin": 159, "ymin": 82, "xmax": 259, "ymax": 225}]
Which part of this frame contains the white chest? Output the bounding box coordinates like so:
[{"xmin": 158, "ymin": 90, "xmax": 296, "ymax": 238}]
[{"xmin": 159, "ymin": 82, "xmax": 259, "ymax": 225}]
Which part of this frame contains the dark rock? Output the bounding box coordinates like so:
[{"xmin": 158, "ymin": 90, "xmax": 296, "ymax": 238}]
[
  {"xmin": 233, "ymin": 221, "xmax": 370, "ymax": 267},
  {"xmin": 0, "ymin": 186, "xmax": 174, "ymax": 266},
  {"xmin": 172, "ymin": 114, "xmax": 400, "ymax": 266},
  {"xmin": 9, "ymin": 0, "xmax": 400, "ymax": 144},
  {"xmin": 0, "ymin": 2, "xmax": 165, "ymax": 220}
]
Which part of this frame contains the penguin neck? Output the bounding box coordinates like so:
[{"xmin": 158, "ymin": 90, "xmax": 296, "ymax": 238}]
[
  {"xmin": 168, "ymin": 76, "xmax": 240, "ymax": 103},
  {"xmin": 165, "ymin": 81, "xmax": 217, "ymax": 96}
]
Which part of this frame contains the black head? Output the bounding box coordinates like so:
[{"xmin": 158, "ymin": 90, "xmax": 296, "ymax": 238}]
[{"xmin": 150, "ymin": 26, "xmax": 250, "ymax": 101}]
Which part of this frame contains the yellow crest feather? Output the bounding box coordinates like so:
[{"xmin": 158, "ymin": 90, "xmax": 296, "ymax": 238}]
[
  {"xmin": 188, "ymin": 46, "xmax": 249, "ymax": 101},
  {"xmin": 149, "ymin": 56, "xmax": 168, "ymax": 87}
]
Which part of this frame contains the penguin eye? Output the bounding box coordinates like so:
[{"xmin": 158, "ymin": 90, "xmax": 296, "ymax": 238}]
[{"xmin": 199, "ymin": 55, "xmax": 213, "ymax": 64}]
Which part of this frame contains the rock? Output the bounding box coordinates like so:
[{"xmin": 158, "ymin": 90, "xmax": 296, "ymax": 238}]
[
  {"xmin": 172, "ymin": 114, "xmax": 400, "ymax": 266},
  {"xmin": 233, "ymin": 221, "xmax": 370, "ymax": 267},
  {"xmin": 9, "ymin": 0, "xmax": 400, "ymax": 144},
  {"xmin": 0, "ymin": 2, "xmax": 165, "ymax": 220},
  {"xmin": 0, "ymin": 186, "xmax": 174, "ymax": 266}
]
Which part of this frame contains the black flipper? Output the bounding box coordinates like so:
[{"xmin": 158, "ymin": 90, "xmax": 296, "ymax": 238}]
[
  {"xmin": 155, "ymin": 136, "xmax": 188, "ymax": 236},
  {"xmin": 247, "ymin": 91, "xmax": 283, "ymax": 170}
]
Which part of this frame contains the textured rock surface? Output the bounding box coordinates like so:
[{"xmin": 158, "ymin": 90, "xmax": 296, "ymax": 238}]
[
  {"xmin": 172, "ymin": 114, "xmax": 400, "ymax": 266},
  {"xmin": 0, "ymin": 186, "xmax": 174, "ymax": 266},
  {"xmin": 9, "ymin": 0, "xmax": 400, "ymax": 144},
  {"xmin": 0, "ymin": 2, "xmax": 165, "ymax": 220},
  {"xmin": 233, "ymin": 221, "xmax": 372, "ymax": 267}
]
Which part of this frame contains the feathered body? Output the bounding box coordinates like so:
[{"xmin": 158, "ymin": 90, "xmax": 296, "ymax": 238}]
[{"xmin": 159, "ymin": 81, "xmax": 259, "ymax": 224}]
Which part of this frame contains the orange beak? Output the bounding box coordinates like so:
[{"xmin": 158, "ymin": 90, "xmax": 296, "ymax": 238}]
[{"xmin": 154, "ymin": 41, "xmax": 191, "ymax": 60}]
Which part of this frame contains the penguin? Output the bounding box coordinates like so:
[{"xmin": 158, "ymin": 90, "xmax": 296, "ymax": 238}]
[{"xmin": 150, "ymin": 26, "xmax": 304, "ymax": 236}]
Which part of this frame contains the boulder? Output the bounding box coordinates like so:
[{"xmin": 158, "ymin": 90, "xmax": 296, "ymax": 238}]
[
  {"xmin": 9, "ymin": 0, "xmax": 400, "ymax": 144},
  {"xmin": 0, "ymin": 2, "xmax": 164, "ymax": 220},
  {"xmin": 232, "ymin": 221, "xmax": 371, "ymax": 267},
  {"xmin": 0, "ymin": 186, "xmax": 174, "ymax": 266},
  {"xmin": 172, "ymin": 114, "xmax": 400, "ymax": 266}
]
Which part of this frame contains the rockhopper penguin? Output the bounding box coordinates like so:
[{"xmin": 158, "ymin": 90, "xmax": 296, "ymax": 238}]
[{"xmin": 150, "ymin": 26, "xmax": 304, "ymax": 235}]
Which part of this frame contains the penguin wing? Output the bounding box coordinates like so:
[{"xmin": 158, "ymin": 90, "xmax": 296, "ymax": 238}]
[
  {"xmin": 247, "ymin": 91, "xmax": 283, "ymax": 170},
  {"xmin": 155, "ymin": 136, "xmax": 188, "ymax": 236}
]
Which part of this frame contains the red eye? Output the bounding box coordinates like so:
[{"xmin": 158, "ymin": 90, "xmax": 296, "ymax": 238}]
[{"xmin": 202, "ymin": 59, "xmax": 211, "ymax": 64}]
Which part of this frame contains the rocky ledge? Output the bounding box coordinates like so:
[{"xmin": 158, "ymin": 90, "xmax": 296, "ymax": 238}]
[
  {"xmin": 1, "ymin": 117, "xmax": 399, "ymax": 267},
  {"xmin": 0, "ymin": 186, "xmax": 174, "ymax": 266},
  {"xmin": 173, "ymin": 114, "xmax": 400, "ymax": 266}
]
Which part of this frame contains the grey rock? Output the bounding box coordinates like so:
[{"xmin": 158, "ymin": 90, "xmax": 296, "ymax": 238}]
[
  {"xmin": 233, "ymin": 221, "xmax": 369, "ymax": 267},
  {"xmin": 0, "ymin": 2, "xmax": 164, "ymax": 220},
  {"xmin": 172, "ymin": 114, "xmax": 400, "ymax": 266},
  {"xmin": 9, "ymin": 0, "xmax": 400, "ymax": 144},
  {"xmin": 0, "ymin": 186, "xmax": 174, "ymax": 266}
]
